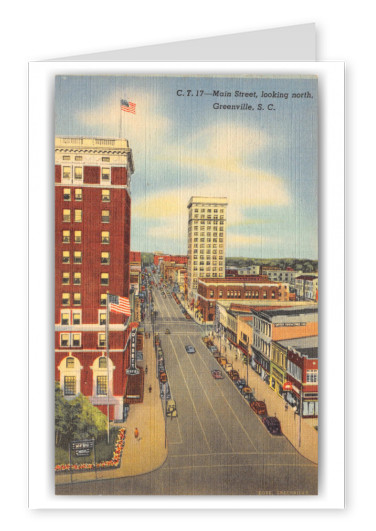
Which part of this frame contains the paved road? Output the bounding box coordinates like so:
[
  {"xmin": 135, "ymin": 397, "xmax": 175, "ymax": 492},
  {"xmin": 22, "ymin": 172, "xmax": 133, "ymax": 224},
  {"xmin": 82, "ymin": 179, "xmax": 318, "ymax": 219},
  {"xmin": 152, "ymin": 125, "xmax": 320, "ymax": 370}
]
[{"xmin": 56, "ymin": 271, "xmax": 317, "ymax": 495}]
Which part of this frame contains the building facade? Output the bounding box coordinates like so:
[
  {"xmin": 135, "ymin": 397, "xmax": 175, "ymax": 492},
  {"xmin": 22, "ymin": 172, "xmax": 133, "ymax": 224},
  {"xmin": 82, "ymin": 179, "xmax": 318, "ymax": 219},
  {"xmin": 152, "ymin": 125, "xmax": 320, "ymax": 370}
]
[
  {"xmin": 197, "ymin": 276, "xmax": 290, "ymax": 321},
  {"xmin": 294, "ymin": 275, "xmax": 319, "ymax": 301},
  {"xmin": 55, "ymin": 136, "xmax": 135, "ymax": 421},
  {"xmin": 187, "ymin": 196, "xmax": 227, "ymax": 295},
  {"xmin": 250, "ymin": 306, "xmax": 318, "ymax": 385}
]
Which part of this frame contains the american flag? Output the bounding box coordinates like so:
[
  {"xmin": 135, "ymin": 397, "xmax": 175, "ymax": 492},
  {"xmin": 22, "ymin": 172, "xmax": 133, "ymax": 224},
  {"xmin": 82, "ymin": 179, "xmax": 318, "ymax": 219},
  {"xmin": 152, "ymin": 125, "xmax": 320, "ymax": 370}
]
[
  {"xmin": 120, "ymin": 99, "xmax": 136, "ymax": 114},
  {"xmin": 108, "ymin": 294, "xmax": 131, "ymax": 316}
]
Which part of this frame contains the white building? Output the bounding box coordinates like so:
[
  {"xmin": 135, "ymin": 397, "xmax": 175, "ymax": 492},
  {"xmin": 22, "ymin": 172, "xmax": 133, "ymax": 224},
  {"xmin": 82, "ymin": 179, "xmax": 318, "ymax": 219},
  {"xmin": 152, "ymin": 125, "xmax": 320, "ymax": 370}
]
[{"xmin": 187, "ymin": 196, "xmax": 227, "ymax": 295}]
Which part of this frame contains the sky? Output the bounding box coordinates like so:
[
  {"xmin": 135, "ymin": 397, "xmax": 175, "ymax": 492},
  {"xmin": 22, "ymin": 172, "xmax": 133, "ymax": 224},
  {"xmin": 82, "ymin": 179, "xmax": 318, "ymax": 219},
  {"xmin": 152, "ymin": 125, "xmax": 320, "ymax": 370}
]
[{"xmin": 55, "ymin": 74, "xmax": 318, "ymax": 259}]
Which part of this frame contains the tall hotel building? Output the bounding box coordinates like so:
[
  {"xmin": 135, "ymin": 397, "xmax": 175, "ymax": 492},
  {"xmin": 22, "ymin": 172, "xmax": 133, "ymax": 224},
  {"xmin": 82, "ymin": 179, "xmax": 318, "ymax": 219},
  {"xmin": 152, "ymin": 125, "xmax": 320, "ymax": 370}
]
[
  {"xmin": 187, "ymin": 196, "xmax": 227, "ymax": 295},
  {"xmin": 55, "ymin": 136, "xmax": 134, "ymax": 421}
]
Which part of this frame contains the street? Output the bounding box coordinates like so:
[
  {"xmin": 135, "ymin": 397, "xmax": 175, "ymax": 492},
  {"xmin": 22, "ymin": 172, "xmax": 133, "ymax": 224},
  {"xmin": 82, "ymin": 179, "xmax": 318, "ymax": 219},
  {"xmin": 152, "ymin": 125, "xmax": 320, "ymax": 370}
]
[{"xmin": 56, "ymin": 272, "xmax": 318, "ymax": 495}]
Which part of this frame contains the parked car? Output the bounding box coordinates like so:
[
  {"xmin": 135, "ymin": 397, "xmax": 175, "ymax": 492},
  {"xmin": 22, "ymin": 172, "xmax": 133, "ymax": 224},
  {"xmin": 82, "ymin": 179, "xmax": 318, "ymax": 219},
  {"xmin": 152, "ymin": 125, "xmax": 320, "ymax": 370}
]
[
  {"xmin": 166, "ymin": 399, "xmax": 178, "ymax": 417},
  {"xmin": 235, "ymin": 378, "xmax": 246, "ymax": 390},
  {"xmin": 185, "ymin": 314, "xmax": 191, "ymax": 320},
  {"xmin": 208, "ymin": 345, "xmax": 218, "ymax": 354},
  {"xmin": 211, "ymin": 369, "xmax": 224, "ymax": 379},
  {"xmin": 228, "ymin": 370, "xmax": 240, "ymax": 381},
  {"xmin": 217, "ymin": 357, "xmax": 227, "ymax": 367},
  {"xmin": 262, "ymin": 416, "xmax": 282, "ymax": 435},
  {"xmin": 159, "ymin": 372, "xmax": 168, "ymax": 383},
  {"xmin": 224, "ymin": 363, "xmax": 233, "ymax": 373},
  {"xmin": 160, "ymin": 382, "xmax": 171, "ymax": 399},
  {"xmin": 250, "ymin": 401, "xmax": 267, "ymax": 416},
  {"xmin": 185, "ymin": 345, "xmax": 196, "ymax": 354}
]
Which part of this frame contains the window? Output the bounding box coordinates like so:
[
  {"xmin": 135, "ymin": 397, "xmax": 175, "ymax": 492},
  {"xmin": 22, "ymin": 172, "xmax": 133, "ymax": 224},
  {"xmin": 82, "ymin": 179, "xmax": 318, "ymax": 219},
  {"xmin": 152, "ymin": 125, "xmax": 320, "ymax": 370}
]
[
  {"xmin": 101, "ymin": 231, "xmax": 110, "ymax": 244},
  {"xmin": 62, "ymin": 251, "xmax": 70, "ymax": 263},
  {"xmin": 72, "ymin": 312, "xmax": 81, "ymax": 325},
  {"xmin": 101, "ymin": 168, "xmax": 110, "ymax": 182},
  {"xmin": 63, "ymin": 156, "xmax": 70, "ymax": 161},
  {"xmin": 101, "ymin": 252, "xmax": 110, "ymax": 264},
  {"xmin": 63, "ymin": 209, "xmax": 70, "ymax": 222},
  {"xmin": 101, "ymin": 273, "xmax": 109, "ymax": 285},
  {"xmin": 102, "ymin": 210, "xmax": 110, "ymax": 223},
  {"xmin": 75, "ymin": 156, "xmax": 82, "ymax": 161},
  {"xmin": 62, "ymin": 272, "xmax": 70, "ymax": 285},
  {"xmin": 74, "ymin": 167, "xmax": 83, "ymax": 181},
  {"xmin": 99, "ymin": 356, "xmax": 107, "ymax": 368},
  {"xmin": 73, "ymin": 293, "xmax": 81, "ymax": 306},
  {"xmin": 73, "ymin": 251, "xmax": 82, "ymax": 264},
  {"xmin": 306, "ymin": 370, "xmax": 318, "ymax": 383},
  {"xmin": 73, "ymin": 272, "xmax": 81, "ymax": 285},
  {"xmin": 102, "ymin": 190, "xmax": 110, "ymax": 202},
  {"xmin": 99, "ymin": 312, "xmax": 107, "ymax": 325},
  {"xmin": 62, "ymin": 166, "xmax": 71, "ymax": 181},
  {"xmin": 72, "ymin": 334, "xmax": 81, "ymax": 347},
  {"xmin": 62, "ymin": 293, "xmax": 70, "ymax": 305},
  {"xmin": 60, "ymin": 334, "xmax": 70, "ymax": 347},
  {"xmin": 61, "ymin": 312, "xmax": 70, "ymax": 325},
  {"xmin": 97, "ymin": 376, "xmax": 108, "ymax": 396},
  {"xmin": 98, "ymin": 334, "xmax": 106, "ymax": 348},
  {"xmin": 63, "ymin": 188, "xmax": 71, "ymax": 201},
  {"xmin": 74, "ymin": 210, "xmax": 82, "ymax": 223},
  {"xmin": 66, "ymin": 357, "xmax": 75, "ymax": 368},
  {"xmin": 75, "ymin": 188, "xmax": 82, "ymax": 201},
  {"xmin": 100, "ymin": 294, "xmax": 107, "ymax": 306},
  {"xmin": 219, "ymin": 290, "xmax": 223, "ymax": 298},
  {"xmin": 74, "ymin": 231, "xmax": 81, "ymax": 243},
  {"xmin": 62, "ymin": 230, "xmax": 70, "ymax": 243},
  {"xmin": 64, "ymin": 376, "xmax": 76, "ymax": 396}
]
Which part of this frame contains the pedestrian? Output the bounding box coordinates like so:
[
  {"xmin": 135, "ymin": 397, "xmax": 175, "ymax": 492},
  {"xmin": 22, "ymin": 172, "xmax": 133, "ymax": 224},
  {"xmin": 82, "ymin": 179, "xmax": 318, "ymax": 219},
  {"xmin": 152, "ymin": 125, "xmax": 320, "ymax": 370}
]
[
  {"xmin": 285, "ymin": 402, "xmax": 288, "ymax": 412},
  {"xmin": 145, "ymin": 365, "xmax": 148, "ymax": 374},
  {"xmin": 134, "ymin": 427, "xmax": 139, "ymax": 439},
  {"xmin": 149, "ymin": 385, "xmax": 152, "ymax": 393}
]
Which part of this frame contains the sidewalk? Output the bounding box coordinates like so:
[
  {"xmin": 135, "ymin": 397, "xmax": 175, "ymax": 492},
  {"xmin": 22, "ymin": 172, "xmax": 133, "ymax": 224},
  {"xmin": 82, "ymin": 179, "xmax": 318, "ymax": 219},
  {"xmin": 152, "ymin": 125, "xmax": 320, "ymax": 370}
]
[
  {"xmin": 56, "ymin": 335, "xmax": 167, "ymax": 485},
  {"xmin": 211, "ymin": 335, "xmax": 318, "ymax": 465}
]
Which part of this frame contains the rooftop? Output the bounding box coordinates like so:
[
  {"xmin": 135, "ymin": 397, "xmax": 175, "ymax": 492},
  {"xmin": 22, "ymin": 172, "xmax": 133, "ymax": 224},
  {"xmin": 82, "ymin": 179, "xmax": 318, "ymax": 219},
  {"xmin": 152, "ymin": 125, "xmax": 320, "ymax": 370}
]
[
  {"xmin": 187, "ymin": 196, "xmax": 228, "ymax": 208},
  {"xmin": 276, "ymin": 335, "xmax": 318, "ymax": 350},
  {"xmin": 252, "ymin": 305, "xmax": 318, "ymax": 321},
  {"xmin": 198, "ymin": 275, "xmax": 279, "ymax": 284}
]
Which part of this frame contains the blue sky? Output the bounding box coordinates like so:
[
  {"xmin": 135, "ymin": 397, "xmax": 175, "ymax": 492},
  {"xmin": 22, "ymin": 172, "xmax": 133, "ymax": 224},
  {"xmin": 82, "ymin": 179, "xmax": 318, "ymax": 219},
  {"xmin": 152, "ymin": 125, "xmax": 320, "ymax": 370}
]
[{"xmin": 55, "ymin": 74, "xmax": 318, "ymax": 259}]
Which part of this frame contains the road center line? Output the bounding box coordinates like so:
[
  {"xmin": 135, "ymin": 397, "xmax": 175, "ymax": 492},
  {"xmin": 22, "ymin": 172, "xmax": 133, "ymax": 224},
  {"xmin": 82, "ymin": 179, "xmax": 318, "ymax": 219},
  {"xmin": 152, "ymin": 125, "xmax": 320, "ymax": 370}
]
[{"xmin": 167, "ymin": 336, "xmax": 211, "ymax": 452}]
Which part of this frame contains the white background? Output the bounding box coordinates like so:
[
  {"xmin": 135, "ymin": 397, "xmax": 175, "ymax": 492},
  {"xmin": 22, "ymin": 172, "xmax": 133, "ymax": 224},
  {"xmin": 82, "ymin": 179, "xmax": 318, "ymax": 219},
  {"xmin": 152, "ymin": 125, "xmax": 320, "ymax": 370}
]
[{"xmin": 1, "ymin": 0, "xmax": 371, "ymax": 527}]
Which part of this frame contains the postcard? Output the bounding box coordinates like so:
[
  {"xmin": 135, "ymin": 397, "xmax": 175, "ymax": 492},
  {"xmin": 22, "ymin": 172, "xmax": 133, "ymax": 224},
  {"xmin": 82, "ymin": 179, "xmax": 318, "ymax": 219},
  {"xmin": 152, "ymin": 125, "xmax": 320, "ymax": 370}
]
[{"xmin": 53, "ymin": 73, "xmax": 319, "ymax": 496}]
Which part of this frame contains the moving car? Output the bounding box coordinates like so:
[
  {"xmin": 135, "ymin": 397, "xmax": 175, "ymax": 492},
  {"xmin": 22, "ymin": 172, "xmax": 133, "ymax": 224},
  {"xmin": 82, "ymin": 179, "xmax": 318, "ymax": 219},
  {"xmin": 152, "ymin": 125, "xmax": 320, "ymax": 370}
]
[
  {"xmin": 250, "ymin": 401, "xmax": 267, "ymax": 416},
  {"xmin": 185, "ymin": 345, "xmax": 196, "ymax": 354},
  {"xmin": 262, "ymin": 416, "xmax": 282, "ymax": 435},
  {"xmin": 211, "ymin": 369, "xmax": 224, "ymax": 379},
  {"xmin": 165, "ymin": 329, "xmax": 170, "ymax": 334}
]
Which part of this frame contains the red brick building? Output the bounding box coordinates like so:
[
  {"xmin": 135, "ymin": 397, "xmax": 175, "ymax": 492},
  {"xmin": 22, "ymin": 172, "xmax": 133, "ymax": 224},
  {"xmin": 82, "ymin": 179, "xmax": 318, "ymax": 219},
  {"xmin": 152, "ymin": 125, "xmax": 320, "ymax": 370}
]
[
  {"xmin": 154, "ymin": 253, "xmax": 188, "ymax": 266},
  {"xmin": 285, "ymin": 337, "xmax": 318, "ymax": 418},
  {"xmin": 55, "ymin": 136, "xmax": 135, "ymax": 421},
  {"xmin": 197, "ymin": 276, "xmax": 290, "ymax": 321}
]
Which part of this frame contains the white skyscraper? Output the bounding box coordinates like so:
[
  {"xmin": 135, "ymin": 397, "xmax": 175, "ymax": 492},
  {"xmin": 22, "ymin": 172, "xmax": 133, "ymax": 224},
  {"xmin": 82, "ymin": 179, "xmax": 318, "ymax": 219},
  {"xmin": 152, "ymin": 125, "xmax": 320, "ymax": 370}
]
[{"xmin": 187, "ymin": 196, "xmax": 227, "ymax": 295}]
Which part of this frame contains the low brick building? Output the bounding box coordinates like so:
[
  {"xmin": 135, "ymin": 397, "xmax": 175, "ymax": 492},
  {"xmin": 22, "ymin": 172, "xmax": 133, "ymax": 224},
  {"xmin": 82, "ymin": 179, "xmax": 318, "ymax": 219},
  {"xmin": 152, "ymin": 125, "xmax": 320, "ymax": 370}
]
[{"xmin": 197, "ymin": 276, "xmax": 289, "ymax": 322}]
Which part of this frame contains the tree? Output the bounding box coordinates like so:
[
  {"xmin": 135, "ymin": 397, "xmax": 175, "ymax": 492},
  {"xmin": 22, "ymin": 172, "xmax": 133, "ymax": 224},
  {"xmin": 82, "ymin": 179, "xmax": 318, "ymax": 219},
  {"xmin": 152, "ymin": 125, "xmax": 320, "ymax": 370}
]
[{"xmin": 55, "ymin": 383, "xmax": 108, "ymax": 447}]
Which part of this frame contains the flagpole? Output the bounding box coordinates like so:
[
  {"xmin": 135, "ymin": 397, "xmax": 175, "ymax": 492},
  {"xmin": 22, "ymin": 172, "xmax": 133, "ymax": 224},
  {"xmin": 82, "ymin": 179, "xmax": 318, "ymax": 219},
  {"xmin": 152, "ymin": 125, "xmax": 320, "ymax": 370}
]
[
  {"xmin": 106, "ymin": 291, "xmax": 110, "ymax": 444},
  {"xmin": 119, "ymin": 100, "xmax": 122, "ymax": 138}
]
